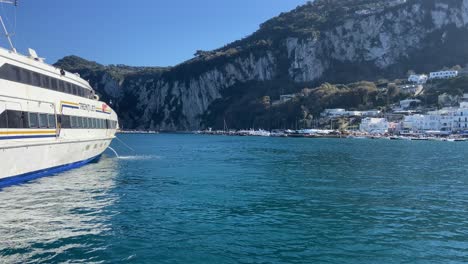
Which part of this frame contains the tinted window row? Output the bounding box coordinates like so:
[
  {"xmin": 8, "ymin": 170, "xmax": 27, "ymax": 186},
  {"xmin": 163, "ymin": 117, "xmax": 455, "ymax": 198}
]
[
  {"xmin": 60, "ymin": 115, "xmax": 118, "ymax": 130},
  {"xmin": 0, "ymin": 64, "xmax": 92, "ymax": 98},
  {"xmin": 0, "ymin": 110, "xmax": 56, "ymax": 129},
  {"xmin": 0, "ymin": 110, "xmax": 118, "ymax": 130}
]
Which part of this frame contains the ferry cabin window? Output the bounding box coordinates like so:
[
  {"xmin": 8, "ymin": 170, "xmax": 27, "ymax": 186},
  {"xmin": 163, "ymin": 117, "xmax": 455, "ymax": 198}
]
[
  {"xmin": 39, "ymin": 113, "xmax": 48, "ymax": 128},
  {"xmin": 80, "ymin": 117, "xmax": 85, "ymax": 129},
  {"xmin": 7, "ymin": 110, "xmax": 23, "ymax": 128},
  {"xmin": 32, "ymin": 72, "xmax": 41, "ymax": 87},
  {"xmin": 69, "ymin": 83, "xmax": 74, "ymax": 95},
  {"xmin": 75, "ymin": 116, "xmax": 81, "ymax": 128},
  {"xmin": 51, "ymin": 78, "xmax": 58, "ymax": 90},
  {"xmin": 20, "ymin": 69, "xmax": 31, "ymax": 84},
  {"xmin": 58, "ymin": 80, "xmax": 65, "ymax": 92},
  {"xmin": 41, "ymin": 76, "xmax": 51, "ymax": 89},
  {"xmin": 61, "ymin": 115, "xmax": 71, "ymax": 128},
  {"xmin": 71, "ymin": 116, "xmax": 77, "ymax": 128},
  {"xmin": 0, "ymin": 110, "xmax": 29, "ymax": 128},
  {"xmin": 77, "ymin": 116, "xmax": 82, "ymax": 128},
  {"xmin": 22, "ymin": 112, "xmax": 29, "ymax": 128},
  {"xmin": 0, "ymin": 110, "xmax": 7, "ymax": 128},
  {"xmin": 64, "ymin": 82, "xmax": 71, "ymax": 94},
  {"xmin": 0, "ymin": 112, "xmax": 110, "ymax": 130},
  {"xmin": 0, "ymin": 64, "xmax": 19, "ymax": 82},
  {"xmin": 28, "ymin": 113, "xmax": 39, "ymax": 128},
  {"xmin": 48, "ymin": 114, "xmax": 56, "ymax": 128},
  {"xmin": 71, "ymin": 84, "xmax": 76, "ymax": 95},
  {"xmin": 81, "ymin": 117, "xmax": 87, "ymax": 128},
  {"xmin": 0, "ymin": 64, "xmax": 92, "ymax": 99}
]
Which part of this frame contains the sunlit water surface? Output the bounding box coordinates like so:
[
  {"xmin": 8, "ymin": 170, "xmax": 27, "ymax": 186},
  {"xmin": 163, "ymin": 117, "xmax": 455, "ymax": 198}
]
[{"xmin": 1, "ymin": 134, "xmax": 468, "ymax": 263}]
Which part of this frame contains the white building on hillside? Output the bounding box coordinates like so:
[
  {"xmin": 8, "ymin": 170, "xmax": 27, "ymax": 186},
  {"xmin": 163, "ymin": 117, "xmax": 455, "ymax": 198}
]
[
  {"xmin": 429, "ymin": 70, "xmax": 458, "ymax": 80},
  {"xmin": 402, "ymin": 108, "xmax": 457, "ymax": 133},
  {"xmin": 346, "ymin": 111, "xmax": 362, "ymax": 117},
  {"xmin": 361, "ymin": 110, "xmax": 381, "ymax": 117},
  {"xmin": 321, "ymin": 109, "xmax": 381, "ymax": 118},
  {"xmin": 279, "ymin": 94, "xmax": 295, "ymax": 103},
  {"xmin": 360, "ymin": 118, "xmax": 389, "ymax": 134},
  {"xmin": 400, "ymin": 84, "xmax": 423, "ymax": 95},
  {"xmin": 321, "ymin": 108, "xmax": 346, "ymax": 117},
  {"xmin": 428, "ymin": 108, "xmax": 456, "ymax": 132},
  {"xmin": 400, "ymin": 99, "xmax": 421, "ymax": 109},
  {"xmin": 402, "ymin": 115, "xmax": 441, "ymax": 132},
  {"xmin": 408, "ymin": 74, "xmax": 428, "ymax": 84},
  {"xmin": 452, "ymin": 108, "xmax": 468, "ymax": 132}
]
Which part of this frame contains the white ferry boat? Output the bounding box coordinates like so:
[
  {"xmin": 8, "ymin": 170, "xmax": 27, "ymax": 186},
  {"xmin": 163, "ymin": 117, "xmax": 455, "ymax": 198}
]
[{"xmin": 0, "ymin": 1, "xmax": 118, "ymax": 186}]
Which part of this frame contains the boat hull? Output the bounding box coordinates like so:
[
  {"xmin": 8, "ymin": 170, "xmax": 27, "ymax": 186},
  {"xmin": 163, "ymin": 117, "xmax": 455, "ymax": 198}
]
[
  {"xmin": 0, "ymin": 137, "xmax": 113, "ymax": 187},
  {"xmin": 0, "ymin": 154, "xmax": 101, "ymax": 188}
]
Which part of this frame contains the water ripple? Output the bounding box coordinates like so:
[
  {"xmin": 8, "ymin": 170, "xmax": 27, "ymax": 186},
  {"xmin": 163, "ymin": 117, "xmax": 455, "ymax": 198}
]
[{"xmin": 1, "ymin": 135, "xmax": 468, "ymax": 263}]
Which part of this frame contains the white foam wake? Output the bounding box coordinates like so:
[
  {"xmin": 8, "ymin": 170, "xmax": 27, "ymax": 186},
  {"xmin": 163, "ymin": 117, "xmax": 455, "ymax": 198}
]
[{"xmin": 116, "ymin": 155, "xmax": 160, "ymax": 160}]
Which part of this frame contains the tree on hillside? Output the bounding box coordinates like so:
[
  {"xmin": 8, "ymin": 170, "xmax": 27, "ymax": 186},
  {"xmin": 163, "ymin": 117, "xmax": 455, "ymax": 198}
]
[{"xmin": 452, "ymin": 65, "xmax": 462, "ymax": 71}]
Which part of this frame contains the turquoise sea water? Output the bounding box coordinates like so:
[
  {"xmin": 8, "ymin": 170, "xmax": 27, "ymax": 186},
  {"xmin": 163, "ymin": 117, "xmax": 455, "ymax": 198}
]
[{"xmin": 1, "ymin": 134, "xmax": 468, "ymax": 263}]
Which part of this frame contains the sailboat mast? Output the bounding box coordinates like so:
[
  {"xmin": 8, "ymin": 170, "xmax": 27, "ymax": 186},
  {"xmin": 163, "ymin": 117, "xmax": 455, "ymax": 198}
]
[{"xmin": 0, "ymin": 0, "xmax": 17, "ymax": 53}]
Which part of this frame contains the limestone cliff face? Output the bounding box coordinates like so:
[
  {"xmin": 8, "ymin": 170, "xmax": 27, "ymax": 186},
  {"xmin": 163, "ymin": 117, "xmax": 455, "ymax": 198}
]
[
  {"xmin": 109, "ymin": 52, "xmax": 276, "ymax": 130},
  {"xmin": 57, "ymin": 0, "xmax": 468, "ymax": 130},
  {"xmin": 286, "ymin": 0, "xmax": 468, "ymax": 82}
]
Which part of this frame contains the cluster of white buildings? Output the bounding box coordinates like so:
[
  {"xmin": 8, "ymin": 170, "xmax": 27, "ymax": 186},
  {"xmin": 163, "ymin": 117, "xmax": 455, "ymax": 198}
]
[
  {"xmin": 408, "ymin": 70, "xmax": 459, "ymax": 84},
  {"xmin": 408, "ymin": 74, "xmax": 428, "ymax": 84},
  {"xmin": 429, "ymin": 70, "xmax": 459, "ymax": 80},
  {"xmin": 321, "ymin": 108, "xmax": 381, "ymax": 118},
  {"xmin": 359, "ymin": 118, "xmax": 390, "ymax": 134},
  {"xmin": 360, "ymin": 95, "xmax": 468, "ymax": 134},
  {"xmin": 348, "ymin": 68, "xmax": 463, "ymax": 134}
]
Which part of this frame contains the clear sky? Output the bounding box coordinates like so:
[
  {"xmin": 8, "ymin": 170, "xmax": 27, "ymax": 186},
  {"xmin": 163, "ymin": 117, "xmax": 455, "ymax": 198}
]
[{"xmin": 0, "ymin": 0, "xmax": 307, "ymax": 67}]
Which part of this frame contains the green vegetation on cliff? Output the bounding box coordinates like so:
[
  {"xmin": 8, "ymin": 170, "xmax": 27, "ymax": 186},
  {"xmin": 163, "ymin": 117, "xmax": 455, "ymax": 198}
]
[{"xmin": 202, "ymin": 79, "xmax": 408, "ymax": 130}]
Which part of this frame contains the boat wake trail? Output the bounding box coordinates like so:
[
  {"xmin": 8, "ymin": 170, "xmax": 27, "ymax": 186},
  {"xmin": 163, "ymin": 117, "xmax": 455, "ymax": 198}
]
[{"xmin": 117, "ymin": 155, "xmax": 161, "ymax": 161}]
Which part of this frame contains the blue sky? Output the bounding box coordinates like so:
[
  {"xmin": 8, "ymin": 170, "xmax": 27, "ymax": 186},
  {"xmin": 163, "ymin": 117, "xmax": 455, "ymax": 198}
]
[{"xmin": 0, "ymin": 0, "xmax": 307, "ymax": 66}]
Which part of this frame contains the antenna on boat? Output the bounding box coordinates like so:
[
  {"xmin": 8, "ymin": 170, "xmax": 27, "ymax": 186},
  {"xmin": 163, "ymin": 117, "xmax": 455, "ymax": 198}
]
[{"xmin": 0, "ymin": 0, "xmax": 16, "ymax": 53}]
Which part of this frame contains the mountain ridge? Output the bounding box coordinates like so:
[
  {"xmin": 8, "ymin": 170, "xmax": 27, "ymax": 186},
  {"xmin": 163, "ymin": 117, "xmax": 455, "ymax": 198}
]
[{"xmin": 55, "ymin": 0, "xmax": 468, "ymax": 130}]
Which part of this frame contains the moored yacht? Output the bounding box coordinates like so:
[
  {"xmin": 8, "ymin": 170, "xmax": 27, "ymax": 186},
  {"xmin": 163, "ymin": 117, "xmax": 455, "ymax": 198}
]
[{"xmin": 0, "ymin": 2, "xmax": 119, "ymax": 186}]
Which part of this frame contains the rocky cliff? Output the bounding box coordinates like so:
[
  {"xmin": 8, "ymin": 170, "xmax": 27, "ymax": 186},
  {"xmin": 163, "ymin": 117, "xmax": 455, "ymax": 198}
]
[{"xmin": 56, "ymin": 0, "xmax": 468, "ymax": 130}]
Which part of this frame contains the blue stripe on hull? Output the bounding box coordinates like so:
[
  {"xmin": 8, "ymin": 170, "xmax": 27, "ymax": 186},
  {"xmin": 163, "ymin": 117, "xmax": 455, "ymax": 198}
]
[
  {"xmin": 0, "ymin": 155, "xmax": 102, "ymax": 189},
  {"xmin": 62, "ymin": 105, "xmax": 79, "ymax": 109},
  {"xmin": 96, "ymin": 111, "xmax": 111, "ymax": 115}
]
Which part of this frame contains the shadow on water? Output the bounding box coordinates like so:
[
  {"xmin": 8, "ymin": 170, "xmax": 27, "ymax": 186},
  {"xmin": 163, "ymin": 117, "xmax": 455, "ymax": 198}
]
[{"xmin": 0, "ymin": 157, "xmax": 121, "ymax": 263}]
